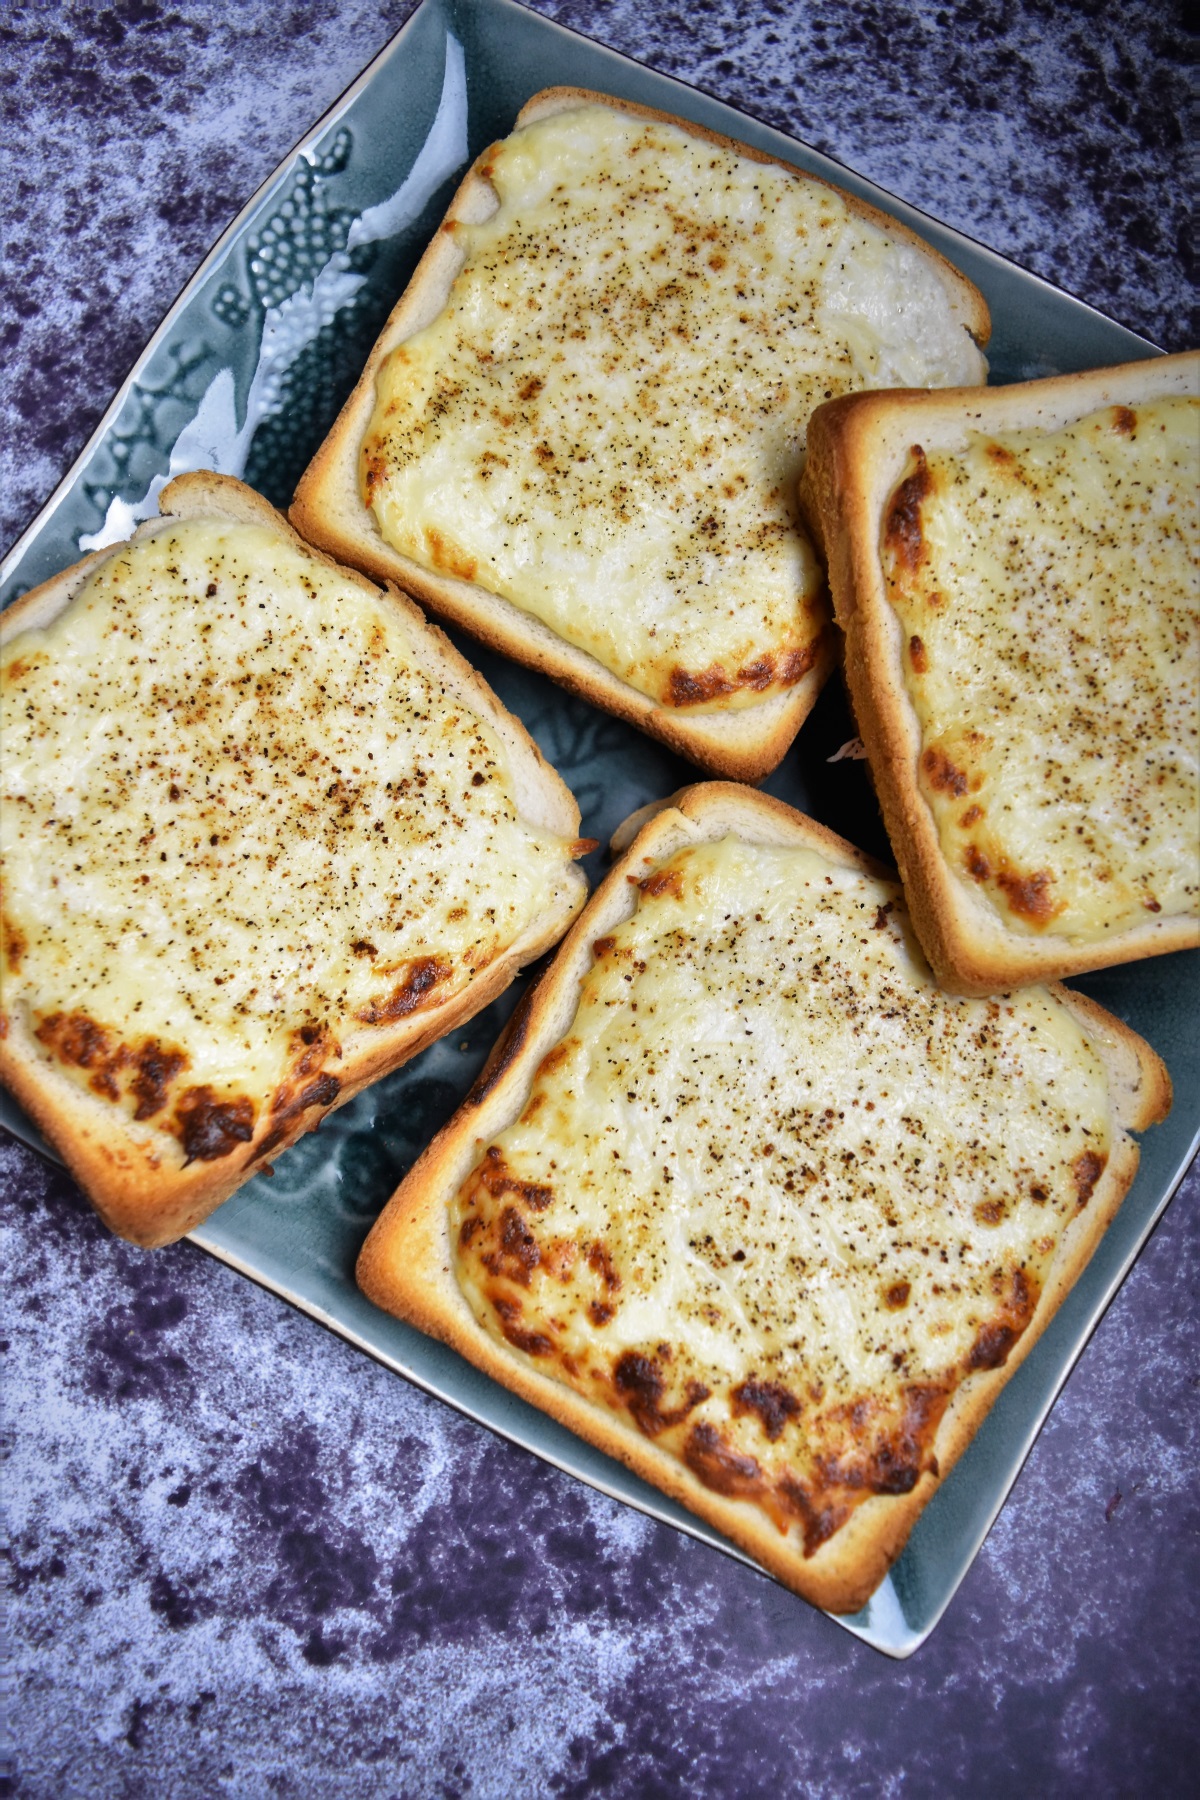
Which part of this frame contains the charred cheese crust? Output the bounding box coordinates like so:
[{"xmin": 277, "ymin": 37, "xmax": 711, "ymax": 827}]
[
  {"xmin": 800, "ymin": 353, "xmax": 1200, "ymax": 992},
  {"xmin": 0, "ymin": 473, "xmax": 587, "ymax": 1247},
  {"xmin": 357, "ymin": 785, "xmax": 1170, "ymax": 1614},
  {"xmin": 293, "ymin": 87, "xmax": 990, "ymax": 781}
]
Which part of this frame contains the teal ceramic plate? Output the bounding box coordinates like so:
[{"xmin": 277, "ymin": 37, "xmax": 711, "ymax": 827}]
[{"xmin": 2, "ymin": 0, "xmax": 1196, "ymax": 1658}]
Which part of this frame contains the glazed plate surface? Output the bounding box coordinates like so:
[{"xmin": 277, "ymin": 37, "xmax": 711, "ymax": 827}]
[{"xmin": 2, "ymin": 0, "xmax": 1196, "ymax": 1658}]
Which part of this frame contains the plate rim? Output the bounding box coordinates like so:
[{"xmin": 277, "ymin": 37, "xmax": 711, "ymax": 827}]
[{"xmin": 0, "ymin": 0, "xmax": 1191, "ymax": 1661}]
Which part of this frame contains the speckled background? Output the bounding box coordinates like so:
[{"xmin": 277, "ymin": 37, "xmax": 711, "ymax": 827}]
[{"xmin": 1, "ymin": 2, "xmax": 1197, "ymax": 1794}]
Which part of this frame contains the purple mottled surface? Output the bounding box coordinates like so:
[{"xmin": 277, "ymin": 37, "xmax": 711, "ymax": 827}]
[
  {"xmin": 2, "ymin": 1, "xmax": 1197, "ymax": 1794},
  {"xmin": 5, "ymin": 1140, "xmax": 1199, "ymax": 1793}
]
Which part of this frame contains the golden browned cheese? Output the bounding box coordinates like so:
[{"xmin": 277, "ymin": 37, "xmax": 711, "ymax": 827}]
[
  {"xmin": 0, "ymin": 519, "xmax": 580, "ymax": 1163},
  {"xmin": 451, "ymin": 838, "xmax": 1112, "ymax": 1554},
  {"xmin": 882, "ymin": 397, "xmax": 1200, "ymax": 942},
  {"xmin": 362, "ymin": 105, "xmax": 986, "ymax": 713}
]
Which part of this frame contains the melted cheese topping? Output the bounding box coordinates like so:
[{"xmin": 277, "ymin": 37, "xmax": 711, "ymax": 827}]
[
  {"xmin": 452, "ymin": 837, "xmax": 1111, "ymax": 1548},
  {"xmin": 884, "ymin": 396, "xmax": 1200, "ymax": 940},
  {"xmin": 0, "ymin": 519, "xmax": 576, "ymax": 1151},
  {"xmin": 363, "ymin": 105, "xmax": 985, "ymax": 712}
]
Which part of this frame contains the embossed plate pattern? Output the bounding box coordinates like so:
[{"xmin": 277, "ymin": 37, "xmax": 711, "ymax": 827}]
[{"xmin": 2, "ymin": 0, "xmax": 1196, "ymax": 1658}]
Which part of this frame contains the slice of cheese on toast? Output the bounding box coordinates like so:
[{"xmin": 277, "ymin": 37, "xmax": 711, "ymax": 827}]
[
  {"xmin": 292, "ymin": 88, "xmax": 989, "ymax": 781},
  {"xmin": 0, "ymin": 473, "xmax": 589, "ymax": 1246},
  {"xmin": 356, "ymin": 783, "xmax": 1169, "ymax": 1614},
  {"xmin": 799, "ymin": 351, "xmax": 1200, "ymax": 992}
]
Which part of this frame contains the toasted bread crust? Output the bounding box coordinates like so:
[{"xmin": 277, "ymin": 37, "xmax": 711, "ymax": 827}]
[
  {"xmin": 0, "ymin": 473, "xmax": 588, "ymax": 1247},
  {"xmin": 800, "ymin": 352, "xmax": 1200, "ymax": 993},
  {"xmin": 291, "ymin": 88, "xmax": 989, "ymax": 782},
  {"xmin": 357, "ymin": 782, "xmax": 1168, "ymax": 1613}
]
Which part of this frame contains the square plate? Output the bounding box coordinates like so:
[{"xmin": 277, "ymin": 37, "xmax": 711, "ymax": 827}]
[{"xmin": 2, "ymin": 0, "xmax": 1196, "ymax": 1657}]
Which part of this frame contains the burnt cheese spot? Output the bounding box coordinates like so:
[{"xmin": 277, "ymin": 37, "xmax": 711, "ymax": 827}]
[
  {"xmin": 1071, "ymin": 1149, "xmax": 1107, "ymax": 1207},
  {"xmin": 174, "ymin": 1086, "xmax": 256, "ymax": 1163},
  {"xmin": 35, "ymin": 1011, "xmax": 189, "ymax": 1119},
  {"xmin": 883, "ymin": 447, "xmax": 932, "ymax": 572},
  {"xmin": 731, "ymin": 1378, "xmax": 801, "ymax": 1440},
  {"xmin": 860, "ymin": 1383, "xmax": 948, "ymax": 1495},
  {"xmin": 613, "ymin": 1349, "xmax": 710, "ymax": 1437},
  {"xmin": 257, "ymin": 1071, "xmax": 343, "ymax": 1158},
  {"xmin": 966, "ymin": 1321, "xmax": 1021, "ymax": 1372},
  {"xmin": 996, "ymin": 867, "xmax": 1060, "ymax": 925},
  {"xmin": 482, "ymin": 1206, "xmax": 544, "ymax": 1286},
  {"xmin": 665, "ymin": 641, "xmax": 819, "ymax": 708},
  {"xmin": 3, "ymin": 914, "xmax": 27, "ymax": 972},
  {"xmin": 35, "ymin": 1010, "xmax": 113, "ymax": 1077},
  {"xmin": 638, "ymin": 868, "xmax": 685, "ymax": 900},
  {"xmin": 815, "ymin": 1384, "xmax": 949, "ymax": 1500},
  {"xmin": 667, "ymin": 663, "xmax": 740, "ymax": 707},
  {"xmin": 423, "ymin": 526, "xmax": 478, "ymax": 582},
  {"xmin": 966, "ymin": 1266, "xmax": 1039, "ymax": 1371},
  {"xmin": 684, "ymin": 1422, "xmax": 764, "ymax": 1497},
  {"xmin": 490, "ymin": 1294, "xmax": 554, "ymax": 1358},
  {"xmin": 355, "ymin": 955, "xmax": 452, "ymax": 1026},
  {"xmin": 361, "ymin": 449, "xmax": 387, "ymax": 500},
  {"xmin": 587, "ymin": 1241, "xmax": 621, "ymax": 1291},
  {"xmin": 770, "ymin": 1384, "xmax": 950, "ymax": 1554},
  {"xmin": 922, "ymin": 746, "xmax": 970, "ymax": 797},
  {"xmin": 473, "ymin": 1145, "xmax": 555, "ymax": 1213},
  {"xmin": 612, "ymin": 1351, "xmax": 671, "ymax": 1435},
  {"xmin": 128, "ymin": 1041, "xmax": 188, "ymax": 1121},
  {"xmin": 776, "ymin": 1478, "xmax": 852, "ymax": 1556},
  {"xmin": 778, "ymin": 640, "xmax": 822, "ymax": 686}
]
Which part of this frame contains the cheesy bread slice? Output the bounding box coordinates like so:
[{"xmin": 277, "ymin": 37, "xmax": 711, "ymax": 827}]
[
  {"xmin": 800, "ymin": 351, "xmax": 1200, "ymax": 992},
  {"xmin": 0, "ymin": 474, "xmax": 589, "ymax": 1246},
  {"xmin": 357, "ymin": 784, "xmax": 1170, "ymax": 1614},
  {"xmin": 292, "ymin": 88, "xmax": 989, "ymax": 781}
]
